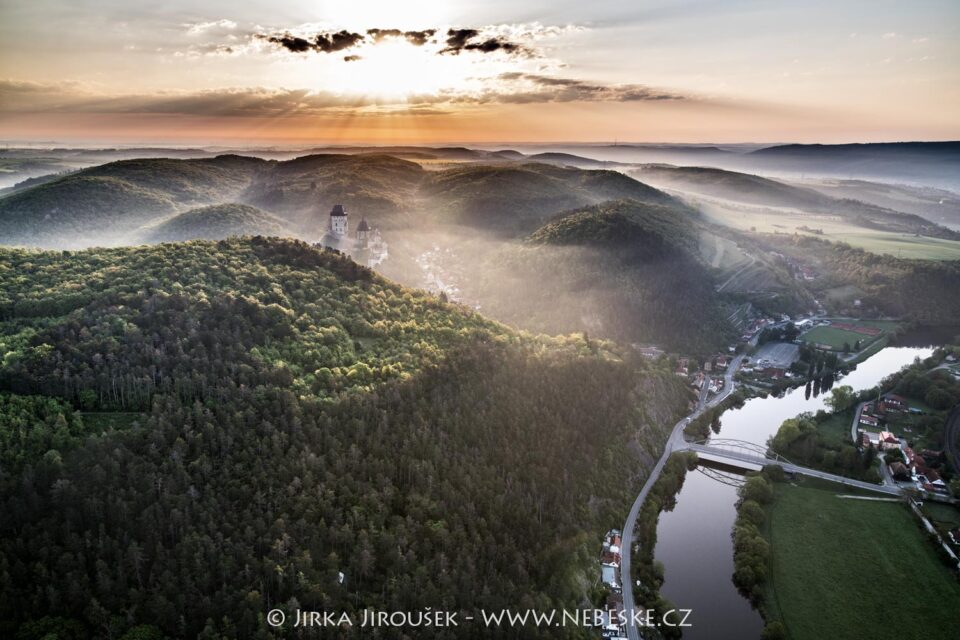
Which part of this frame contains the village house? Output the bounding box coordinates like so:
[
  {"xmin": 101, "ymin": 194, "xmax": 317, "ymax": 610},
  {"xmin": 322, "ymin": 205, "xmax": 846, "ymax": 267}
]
[
  {"xmin": 889, "ymin": 461, "xmax": 911, "ymax": 481},
  {"xmin": 878, "ymin": 431, "xmax": 900, "ymax": 451},
  {"xmin": 600, "ymin": 530, "xmax": 622, "ymax": 589},
  {"xmin": 880, "ymin": 394, "xmax": 907, "ymax": 412},
  {"xmin": 859, "ymin": 413, "xmax": 880, "ymax": 428},
  {"xmin": 761, "ymin": 367, "xmax": 786, "ymax": 380}
]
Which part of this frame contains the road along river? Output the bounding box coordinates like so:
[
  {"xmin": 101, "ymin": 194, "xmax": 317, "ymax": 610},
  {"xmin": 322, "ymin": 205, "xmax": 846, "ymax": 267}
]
[{"xmin": 652, "ymin": 344, "xmax": 935, "ymax": 640}]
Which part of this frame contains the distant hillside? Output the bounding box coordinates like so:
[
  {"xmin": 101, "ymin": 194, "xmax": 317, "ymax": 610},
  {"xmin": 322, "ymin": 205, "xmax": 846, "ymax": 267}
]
[
  {"xmin": 632, "ymin": 165, "xmax": 828, "ymax": 209},
  {"xmin": 0, "ymin": 155, "xmax": 263, "ymax": 248},
  {"xmin": 242, "ymin": 153, "xmax": 425, "ymax": 232},
  {"xmin": 526, "ymin": 152, "xmax": 624, "ymax": 169},
  {"xmin": 462, "ymin": 199, "xmax": 730, "ymax": 351},
  {"xmin": 422, "ymin": 163, "xmax": 684, "ymax": 235},
  {"xmin": 140, "ymin": 203, "xmax": 290, "ymax": 243},
  {"xmin": 79, "ymin": 155, "xmax": 262, "ymax": 204},
  {"xmin": 801, "ymin": 179, "xmax": 960, "ymax": 231},
  {"xmin": 744, "ymin": 142, "xmax": 960, "ymax": 189},
  {"xmin": 632, "ymin": 164, "xmax": 959, "ymax": 240},
  {"xmin": 752, "ymin": 141, "xmax": 960, "ymax": 161},
  {"xmin": 0, "ymin": 175, "xmax": 177, "ymax": 247}
]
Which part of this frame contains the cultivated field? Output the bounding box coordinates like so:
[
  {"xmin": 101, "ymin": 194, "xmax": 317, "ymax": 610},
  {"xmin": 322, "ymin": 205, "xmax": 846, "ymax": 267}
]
[
  {"xmin": 764, "ymin": 483, "xmax": 960, "ymax": 640},
  {"xmin": 697, "ymin": 199, "xmax": 960, "ymax": 260}
]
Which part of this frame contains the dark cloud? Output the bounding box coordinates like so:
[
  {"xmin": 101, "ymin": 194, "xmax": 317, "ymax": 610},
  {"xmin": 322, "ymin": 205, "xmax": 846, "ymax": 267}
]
[
  {"xmin": 264, "ymin": 34, "xmax": 314, "ymax": 53},
  {"xmin": 367, "ymin": 28, "xmax": 436, "ymax": 45},
  {"xmin": 260, "ymin": 26, "xmax": 528, "ymax": 57},
  {"xmin": 442, "ymin": 28, "xmax": 479, "ymax": 51},
  {"xmin": 314, "ymin": 30, "xmax": 365, "ymax": 53},
  {"xmin": 343, "ymin": 54, "xmax": 362, "ymax": 62},
  {"xmin": 403, "ymin": 29, "xmax": 436, "ymax": 46},
  {"xmin": 259, "ymin": 30, "xmax": 365, "ymax": 54},
  {"xmin": 438, "ymin": 28, "xmax": 527, "ymax": 55}
]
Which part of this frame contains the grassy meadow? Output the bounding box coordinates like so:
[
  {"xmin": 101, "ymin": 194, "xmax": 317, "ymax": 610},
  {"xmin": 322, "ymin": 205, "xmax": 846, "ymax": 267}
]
[
  {"xmin": 698, "ymin": 200, "xmax": 960, "ymax": 260},
  {"xmin": 763, "ymin": 482, "xmax": 960, "ymax": 640}
]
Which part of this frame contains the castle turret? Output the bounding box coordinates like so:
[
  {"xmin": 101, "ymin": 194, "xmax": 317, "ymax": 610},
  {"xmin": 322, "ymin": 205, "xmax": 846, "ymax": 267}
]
[
  {"xmin": 329, "ymin": 204, "xmax": 348, "ymax": 237},
  {"xmin": 356, "ymin": 217, "xmax": 370, "ymax": 247}
]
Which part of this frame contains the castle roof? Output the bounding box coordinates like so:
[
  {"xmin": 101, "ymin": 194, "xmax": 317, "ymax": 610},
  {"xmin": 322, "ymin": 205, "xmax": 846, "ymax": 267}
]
[
  {"xmin": 330, "ymin": 204, "xmax": 347, "ymax": 216},
  {"xmin": 357, "ymin": 217, "xmax": 370, "ymax": 232}
]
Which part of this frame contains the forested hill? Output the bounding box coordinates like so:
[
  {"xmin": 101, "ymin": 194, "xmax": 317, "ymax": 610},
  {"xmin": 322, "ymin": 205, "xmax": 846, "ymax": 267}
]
[
  {"xmin": 420, "ymin": 163, "xmax": 685, "ymax": 235},
  {"xmin": 139, "ymin": 203, "xmax": 289, "ymax": 243},
  {"xmin": 461, "ymin": 200, "xmax": 731, "ymax": 353},
  {"xmin": 528, "ymin": 198, "xmax": 699, "ymax": 255},
  {"xmin": 0, "ymin": 153, "xmax": 687, "ymax": 247},
  {"xmin": 0, "ymin": 237, "xmax": 692, "ymax": 639}
]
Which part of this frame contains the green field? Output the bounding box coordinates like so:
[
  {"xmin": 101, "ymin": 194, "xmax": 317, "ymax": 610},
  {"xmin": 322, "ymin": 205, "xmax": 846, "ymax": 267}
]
[
  {"xmin": 800, "ymin": 319, "xmax": 899, "ymax": 351},
  {"xmin": 764, "ymin": 483, "xmax": 960, "ymax": 640},
  {"xmin": 698, "ymin": 200, "xmax": 960, "ymax": 260}
]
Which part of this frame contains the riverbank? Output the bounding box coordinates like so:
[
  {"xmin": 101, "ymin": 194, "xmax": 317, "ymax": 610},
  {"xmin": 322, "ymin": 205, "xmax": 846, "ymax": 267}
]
[
  {"xmin": 759, "ymin": 479, "xmax": 960, "ymax": 640},
  {"xmin": 652, "ymin": 344, "xmax": 939, "ymax": 639}
]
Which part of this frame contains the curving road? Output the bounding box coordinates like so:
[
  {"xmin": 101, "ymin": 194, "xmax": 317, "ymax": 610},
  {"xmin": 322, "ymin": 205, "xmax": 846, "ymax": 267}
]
[{"xmin": 619, "ymin": 354, "xmax": 745, "ymax": 640}]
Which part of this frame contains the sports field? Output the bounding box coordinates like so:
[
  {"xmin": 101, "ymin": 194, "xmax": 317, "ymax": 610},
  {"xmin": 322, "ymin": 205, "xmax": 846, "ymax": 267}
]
[
  {"xmin": 800, "ymin": 319, "xmax": 899, "ymax": 351},
  {"xmin": 764, "ymin": 483, "xmax": 960, "ymax": 640}
]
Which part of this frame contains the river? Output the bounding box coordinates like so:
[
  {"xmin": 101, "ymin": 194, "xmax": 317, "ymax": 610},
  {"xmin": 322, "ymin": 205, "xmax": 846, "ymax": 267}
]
[{"xmin": 653, "ymin": 343, "xmax": 936, "ymax": 639}]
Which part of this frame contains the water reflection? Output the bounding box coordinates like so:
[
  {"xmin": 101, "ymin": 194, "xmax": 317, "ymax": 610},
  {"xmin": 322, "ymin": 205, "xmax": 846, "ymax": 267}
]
[{"xmin": 653, "ymin": 345, "xmax": 935, "ymax": 639}]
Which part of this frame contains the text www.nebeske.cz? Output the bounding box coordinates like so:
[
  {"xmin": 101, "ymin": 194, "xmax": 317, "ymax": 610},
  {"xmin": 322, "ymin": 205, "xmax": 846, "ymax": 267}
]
[{"xmin": 268, "ymin": 608, "xmax": 693, "ymax": 628}]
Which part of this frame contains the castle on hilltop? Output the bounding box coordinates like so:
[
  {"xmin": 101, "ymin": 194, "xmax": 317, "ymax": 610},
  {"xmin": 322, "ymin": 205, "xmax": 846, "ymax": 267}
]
[{"xmin": 318, "ymin": 203, "xmax": 387, "ymax": 266}]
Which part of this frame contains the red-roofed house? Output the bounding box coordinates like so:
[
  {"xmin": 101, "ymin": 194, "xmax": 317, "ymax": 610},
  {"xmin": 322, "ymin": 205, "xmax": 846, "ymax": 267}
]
[{"xmin": 878, "ymin": 431, "xmax": 900, "ymax": 450}]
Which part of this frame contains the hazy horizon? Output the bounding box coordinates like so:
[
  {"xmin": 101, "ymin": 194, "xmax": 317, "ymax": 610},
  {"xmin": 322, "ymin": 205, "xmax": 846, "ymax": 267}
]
[{"xmin": 2, "ymin": 0, "xmax": 958, "ymax": 145}]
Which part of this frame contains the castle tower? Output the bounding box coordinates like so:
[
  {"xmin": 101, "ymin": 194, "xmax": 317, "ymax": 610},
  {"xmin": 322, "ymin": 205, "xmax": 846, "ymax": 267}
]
[
  {"xmin": 329, "ymin": 204, "xmax": 348, "ymax": 237},
  {"xmin": 356, "ymin": 217, "xmax": 370, "ymax": 248}
]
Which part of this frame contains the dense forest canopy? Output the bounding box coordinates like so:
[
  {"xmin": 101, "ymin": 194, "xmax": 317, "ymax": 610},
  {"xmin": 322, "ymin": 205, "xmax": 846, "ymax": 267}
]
[
  {"xmin": 139, "ymin": 204, "xmax": 290, "ymax": 244},
  {"xmin": 769, "ymin": 235, "xmax": 960, "ymax": 324},
  {"xmin": 0, "ymin": 237, "xmax": 692, "ymax": 639}
]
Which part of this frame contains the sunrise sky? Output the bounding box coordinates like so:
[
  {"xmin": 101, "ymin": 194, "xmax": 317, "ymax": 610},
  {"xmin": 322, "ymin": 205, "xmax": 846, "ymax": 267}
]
[{"xmin": 1, "ymin": 0, "xmax": 958, "ymax": 145}]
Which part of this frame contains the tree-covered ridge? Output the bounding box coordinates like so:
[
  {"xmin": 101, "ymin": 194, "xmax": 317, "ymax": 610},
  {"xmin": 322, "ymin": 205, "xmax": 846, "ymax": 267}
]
[
  {"xmin": 80, "ymin": 156, "xmax": 263, "ymax": 204},
  {"xmin": 420, "ymin": 163, "xmax": 682, "ymax": 235},
  {"xmin": 140, "ymin": 204, "xmax": 290, "ymax": 244},
  {"xmin": 0, "ymin": 237, "xmax": 693, "ymax": 639},
  {"xmin": 241, "ymin": 153, "xmax": 425, "ymax": 230},
  {"xmin": 0, "ymin": 175, "xmax": 178, "ymax": 245},
  {"xmin": 459, "ymin": 200, "xmax": 731, "ymax": 352},
  {"xmin": 0, "ymin": 153, "xmax": 689, "ymax": 248},
  {"xmin": 0, "ymin": 238, "xmax": 523, "ymax": 405},
  {"xmin": 773, "ymin": 235, "xmax": 960, "ymax": 324},
  {"xmin": 528, "ymin": 199, "xmax": 698, "ymax": 255}
]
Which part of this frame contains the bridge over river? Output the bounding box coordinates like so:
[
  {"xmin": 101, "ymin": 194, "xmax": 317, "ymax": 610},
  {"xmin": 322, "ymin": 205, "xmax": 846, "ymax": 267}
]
[
  {"xmin": 621, "ymin": 436, "xmax": 902, "ymax": 640},
  {"xmin": 680, "ymin": 438, "xmax": 904, "ymax": 496}
]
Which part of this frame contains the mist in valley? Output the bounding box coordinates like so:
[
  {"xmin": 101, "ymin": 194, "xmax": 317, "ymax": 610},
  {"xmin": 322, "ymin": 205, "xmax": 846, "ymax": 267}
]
[{"xmin": 2, "ymin": 142, "xmax": 960, "ymax": 352}]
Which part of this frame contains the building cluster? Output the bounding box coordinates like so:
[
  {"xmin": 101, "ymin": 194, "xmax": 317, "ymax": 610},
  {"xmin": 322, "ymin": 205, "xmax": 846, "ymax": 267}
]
[
  {"xmin": 675, "ymin": 355, "xmax": 729, "ymax": 397},
  {"xmin": 771, "ymin": 251, "xmax": 818, "ymax": 281},
  {"xmin": 598, "ymin": 529, "xmax": 627, "ymax": 640},
  {"xmin": 317, "ymin": 203, "xmax": 388, "ymax": 266},
  {"xmin": 858, "ymin": 394, "xmax": 950, "ymax": 495}
]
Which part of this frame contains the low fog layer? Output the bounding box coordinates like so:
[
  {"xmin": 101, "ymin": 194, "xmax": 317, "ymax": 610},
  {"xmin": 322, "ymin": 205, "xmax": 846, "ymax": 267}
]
[{"xmin": 2, "ymin": 143, "xmax": 959, "ymax": 352}]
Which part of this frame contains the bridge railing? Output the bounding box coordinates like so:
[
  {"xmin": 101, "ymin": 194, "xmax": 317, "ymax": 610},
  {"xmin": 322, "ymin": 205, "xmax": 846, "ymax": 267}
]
[{"xmin": 687, "ymin": 437, "xmax": 797, "ymax": 467}]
